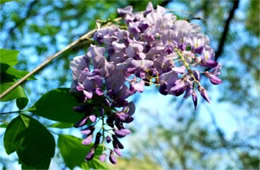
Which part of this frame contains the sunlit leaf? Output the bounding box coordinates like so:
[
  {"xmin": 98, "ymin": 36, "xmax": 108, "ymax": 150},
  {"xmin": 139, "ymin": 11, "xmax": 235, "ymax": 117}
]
[
  {"xmin": 0, "ymin": 49, "xmax": 19, "ymax": 66},
  {"xmin": 47, "ymin": 122, "xmax": 74, "ymax": 129}
]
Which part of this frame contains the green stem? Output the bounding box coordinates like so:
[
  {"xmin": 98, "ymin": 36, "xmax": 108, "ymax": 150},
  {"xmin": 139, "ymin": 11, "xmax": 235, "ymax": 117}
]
[{"xmin": 174, "ymin": 48, "xmax": 202, "ymax": 87}]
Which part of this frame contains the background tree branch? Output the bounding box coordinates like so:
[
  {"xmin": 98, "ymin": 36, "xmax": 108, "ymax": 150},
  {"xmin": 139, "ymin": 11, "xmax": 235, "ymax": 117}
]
[{"xmin": 215, "ymin": 0, "xmax": 240, "ymax": 61}]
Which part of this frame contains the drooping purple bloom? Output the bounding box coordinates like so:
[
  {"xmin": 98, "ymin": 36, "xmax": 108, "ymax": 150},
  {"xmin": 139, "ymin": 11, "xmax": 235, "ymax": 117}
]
[{"xmin": 71, "ymin": 3, "xmax": 222, "ymax": 163}]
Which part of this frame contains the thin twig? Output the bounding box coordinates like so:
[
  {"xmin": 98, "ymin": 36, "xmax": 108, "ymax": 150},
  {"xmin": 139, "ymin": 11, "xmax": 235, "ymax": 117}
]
[
  {"xmin": 0, "ymin": 110, "xmax": 20, "ymax": 115},
  {"xmin": 214, "ymin": 0, "xmax": 240, "ymax": 61},
  {"xmin": 0, "ymin": 18, "xmax": 121, "ymax": 99}
]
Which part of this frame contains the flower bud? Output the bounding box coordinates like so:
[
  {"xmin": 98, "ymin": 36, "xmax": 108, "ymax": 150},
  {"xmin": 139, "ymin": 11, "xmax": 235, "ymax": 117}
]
[
  {"xmin": 89, "ymin": 115, "xmax": 96, "ymax": 122},
  {"xmin": 170, "ymin": 80, "xmax": 186, "ymax": 96},
  {"xmin": 114, "ymin": 128, "xmax": 131, "ymax": 138},
  {"xmin": 125, "ymin": 116, "xmax": 134, "ymax": 123},
  {"xmin": 192, "ymin": 91, "xmax": 198, "ymax": 109},
  {"xmin": 94, "ymin": 132, "xmax": 101, "ymax": 146},
  {"xmin": 193, "ymin": 70, "xmax": 200, "ymax": 81},
  {"xmin": 114, "ymin": 148, "xmax": 122, "ymax": 156},
  {"xmin": 74, "ymin": 116, "xmax": 88, "ymax": 128},
  {"xmin": 99, "ymin": 153, "xmax": 107, "ymax": 162},
  {"xmin": 82, "ymin": 134, "xmax": 93, "ymax": 145},
  {"xmin": 112, "ymin": 135, "xmax": 124, "ymax": 149},
  {"xmin": 200, "ymin": 59, "xmax": 218, "ymax": 68},
  {"xmin": 205, "ymin": 71, "xmax": 222, "ymax": 85},
  {"xmin": 106, "ymin": 135, "xmax": 112, "ymax": 143},
  {"xmin": 183, "ymin": 86, "xmax": 192, "ymax": 99},
  {"xmin": 159, "ymin": 83, "xmax": 168, "ymax": 95},
  {"xmin": 116, "ymin": 112, "xmax": 128, "ymax": 122},
  {"xmin": 85, "ymin": 148, "xmax": 95, "ymax": 161},
  {"xmin": 109, "ymin": 151, "xmax": 117, "ymax": 164},
  {"xmin": 198, "ymin": 86, "xmax": 210, "ymax": 103},
  {"xmin": 106, "ymin": 116, "xmax": 114, "ymax": 127}
]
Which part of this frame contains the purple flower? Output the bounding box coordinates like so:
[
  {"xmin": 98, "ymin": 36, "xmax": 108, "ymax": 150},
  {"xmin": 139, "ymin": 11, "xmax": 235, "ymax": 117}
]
[
  {"xmin": 200, "ymin": 59, "xmax": 218, "ymax": 68},
  {"xmin": 159, "ymin": 70, "xmax": 178, "ymax": 90},
  {"xmin": 117, "ymin": 6, "xmax": 133, "ymax": 16},
  {"xmin": 172, "ymin": 66, "xmax": 186, "ymax": 74},
  {"xmin": 71, "ymin": 3, "xmax": 222, "ymax": 163},
  {"xmin": 74, "ymin": 116, "xmax": 88, "ymax": 128},
  {"xmin": 70, "ymin": 55, "xmax": 89, "ymax": 81},
  {"xmin": 169, "ymin": 80, "xmax": 186, "ymax": 96}
]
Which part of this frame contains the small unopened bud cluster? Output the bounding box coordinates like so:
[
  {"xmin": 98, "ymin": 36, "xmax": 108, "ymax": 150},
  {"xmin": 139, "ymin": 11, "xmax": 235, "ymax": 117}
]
[
  {"xmin": 73, "ymin": 99, "xmax": 135, "ymax": 164},
  {"xmin": 70, "ymin": 3, "xmax": 222, "ymax": 164}
]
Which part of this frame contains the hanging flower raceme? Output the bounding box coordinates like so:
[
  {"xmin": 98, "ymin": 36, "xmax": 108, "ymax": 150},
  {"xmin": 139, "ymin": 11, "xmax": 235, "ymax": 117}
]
[{"xmin": 70, "ymin": 2, "xmax": 222, "ymax": 164}]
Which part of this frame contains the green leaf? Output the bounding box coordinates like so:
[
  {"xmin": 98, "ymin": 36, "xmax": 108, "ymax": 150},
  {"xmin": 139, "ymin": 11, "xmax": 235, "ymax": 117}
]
[
  {"xmin": 58, "ymin": 134, "xmax": 105, "ymax": 169},
  {"xmin": 4, "ymin": 116, "xmax": 25, "ymax": 154},
  {"xmin": 47, "ymin": 122, "xmax": 74, "ymax": 129},
  {"xmin": 30, "ymin": 88, "xmax": 83, "ymax": 123},
  {"xmin": 4, "ymin": 115, "xmax": 55, "ymax": 169},
  {"xmin": 0, "ymin": 63, "xmax": 36, "ymax": 80},
  {"xmin": 0, "ymin": 49, "xmax": 19, "ymax": 66},
  {"xmin": 0, "ymin": 0, "xmax": 20, "ymax": 4},
  {"xmin": 81, "ymin": 158, "xmax": 109, "ymax": 170},
  {"xmin": 0, "ymin": 82, "xmax": 27, "ymax": 102},
  {"xmin": 0, "ymin": 121, "xmax": 9, "ymax": 128},
  {"xmin": 16, "ymin": 97, "xmax": 29, "ymax": 110}
]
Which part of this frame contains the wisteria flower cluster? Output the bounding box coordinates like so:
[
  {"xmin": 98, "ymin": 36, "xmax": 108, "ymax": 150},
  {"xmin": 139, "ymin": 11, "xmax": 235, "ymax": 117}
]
[{"xmin": 70, "ymin": 3, "xmax": 222, "ymax": 164}]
